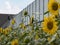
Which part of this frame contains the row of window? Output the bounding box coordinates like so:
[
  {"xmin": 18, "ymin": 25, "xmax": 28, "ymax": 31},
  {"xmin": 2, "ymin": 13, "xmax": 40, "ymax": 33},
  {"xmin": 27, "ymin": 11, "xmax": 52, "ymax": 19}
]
[{"xmin": 14, "ymin": 0, "xmax": 49, "ymax": 27}]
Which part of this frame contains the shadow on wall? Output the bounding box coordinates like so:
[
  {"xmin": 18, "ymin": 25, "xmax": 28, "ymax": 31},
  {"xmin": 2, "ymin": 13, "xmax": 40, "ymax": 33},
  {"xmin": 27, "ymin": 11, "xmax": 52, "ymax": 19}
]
[{"xmin": 0, "ymin": 14, "xmax": 15, "ymax": 28}]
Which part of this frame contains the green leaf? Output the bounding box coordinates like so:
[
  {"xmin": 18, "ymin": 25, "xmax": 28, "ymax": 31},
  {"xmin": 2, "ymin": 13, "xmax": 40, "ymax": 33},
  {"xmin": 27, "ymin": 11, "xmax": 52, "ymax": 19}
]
[
  {"xmin": 48, "ymin": 33, "xmax": 57, "ymax": 44},
  {"xmin": 44, "ymin": 11, "xmax": 49, "ymax": 15}
]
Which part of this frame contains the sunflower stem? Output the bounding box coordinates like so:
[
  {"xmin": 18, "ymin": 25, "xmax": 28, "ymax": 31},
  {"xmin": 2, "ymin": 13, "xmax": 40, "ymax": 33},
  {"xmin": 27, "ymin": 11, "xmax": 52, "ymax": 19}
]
[{"xmin": 44, "ymin": 11, "xmax": 49, "ymax": 15}]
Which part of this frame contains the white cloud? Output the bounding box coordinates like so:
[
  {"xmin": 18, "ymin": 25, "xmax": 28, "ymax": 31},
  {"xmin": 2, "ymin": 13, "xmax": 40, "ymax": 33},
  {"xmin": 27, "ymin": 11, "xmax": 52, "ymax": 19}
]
[
  {"xmin": 0, "ymin": 0, "xmax": 34, "ymax": 14},
  {"xmin": 5, "ymin": 1, "xmax": 11, "ymax": 10},
  {"xmin": 0, "ymin": 1, "xmax": 20, "ymax": 14}
]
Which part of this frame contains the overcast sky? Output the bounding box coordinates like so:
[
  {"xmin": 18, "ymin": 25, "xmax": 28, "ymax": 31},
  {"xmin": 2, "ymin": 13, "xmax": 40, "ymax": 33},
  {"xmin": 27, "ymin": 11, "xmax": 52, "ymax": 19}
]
[{"xmin": 0, "ymin": 0, "xmax": 34, "ymax": 14}]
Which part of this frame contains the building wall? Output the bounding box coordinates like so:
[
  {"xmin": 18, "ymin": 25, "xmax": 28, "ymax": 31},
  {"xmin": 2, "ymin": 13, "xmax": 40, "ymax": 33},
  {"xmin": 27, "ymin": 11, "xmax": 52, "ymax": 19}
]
[
  {"xmin": 1, "ymin": 15, "xmax": 14, "ymax": 28},
  {"xmin": 14, "ymin": 0, "xmax": 49, "ymax": 28}
]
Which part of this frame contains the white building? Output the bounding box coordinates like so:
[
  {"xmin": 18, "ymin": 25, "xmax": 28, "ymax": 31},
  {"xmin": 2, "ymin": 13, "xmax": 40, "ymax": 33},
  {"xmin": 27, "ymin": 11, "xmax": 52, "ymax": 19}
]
[
  {"xmin": 14, "ymin": 0, "xmax": 49, "ymax": 28},
  {"xmin": 2, "ymin": 0, "xmax": 49, "ymax": 28}
]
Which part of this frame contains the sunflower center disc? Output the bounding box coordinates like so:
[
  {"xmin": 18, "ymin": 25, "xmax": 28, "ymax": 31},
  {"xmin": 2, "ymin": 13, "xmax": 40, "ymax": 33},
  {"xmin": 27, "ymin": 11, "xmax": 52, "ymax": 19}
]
[
  {"xmin": 14, "ymin": 43, "xmax": 18, "ymax": 45},
  {"xmin": 24, "ymin": 11, "xmax": 28, "ymax": 16},
  {"xmin": 52, "ymin": 3, "xmax": 58, "ymax": 11},
  {"xmin": 47, "ymin": 22, "xmax": 53, "ymax": 30}
]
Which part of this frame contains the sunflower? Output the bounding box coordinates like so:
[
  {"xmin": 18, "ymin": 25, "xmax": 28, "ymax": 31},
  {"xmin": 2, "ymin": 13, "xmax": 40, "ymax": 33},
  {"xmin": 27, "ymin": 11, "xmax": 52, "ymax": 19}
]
[
  {"xmin": 0, "ymin": 27, "xmax": 3, "ymax": 33},
  {"xmin": 11, "ymin": 39, "xmax": 18, "ymax": 45},
  {"xmin": 24, "ymin": 11, "xmax": 28, "ymax": 16},
  {"xmin": 19, "ymin": 23, "xmax": 26, "ymax": 30},
  {"xmin": 47, "ymin": 37, "xmax": 51, "ymax": 41},
  {"xmin": 35, "ymin": 34, "xmax": 39, "ymax": 40},
  {"xmin": 11, "ymin": 18, "xmax": 16, "ymax": 25},
  {"xmin": 29, "ymin": 15, "xmax": 34, "ymax": 26},
  {"xmin": 48, "ymin": 0, "xmax": 60, "ymax": 16},
  {"xmin": 7, "ymin": 26, "xmax": 12, "ymax": 31},
  {"xmin": 42, "ymin": 16, "xmax": 58, "ymax": 35}
]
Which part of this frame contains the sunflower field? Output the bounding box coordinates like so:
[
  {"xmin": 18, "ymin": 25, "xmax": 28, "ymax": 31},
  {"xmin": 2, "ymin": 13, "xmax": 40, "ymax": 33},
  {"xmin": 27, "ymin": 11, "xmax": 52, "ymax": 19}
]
[{"xmin": 0, "ymin": 0, "xmax": 60, "ymax": 45}]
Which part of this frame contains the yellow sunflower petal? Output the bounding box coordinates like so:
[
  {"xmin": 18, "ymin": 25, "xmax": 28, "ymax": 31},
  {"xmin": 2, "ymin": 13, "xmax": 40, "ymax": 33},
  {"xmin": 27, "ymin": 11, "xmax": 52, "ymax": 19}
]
[
  {"xmin": 42, "ymin": 15, "xmax": 58, "ymax": 35},
  {"xmin": 11, "ymin": 39, "xmax": 18, "ymax": 45},
  {"xmin": 48, "ymin": 0, "xmax": 60, "ymax": 16}
]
